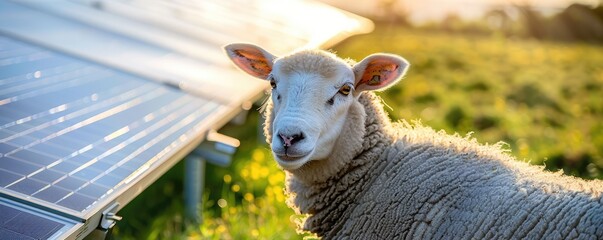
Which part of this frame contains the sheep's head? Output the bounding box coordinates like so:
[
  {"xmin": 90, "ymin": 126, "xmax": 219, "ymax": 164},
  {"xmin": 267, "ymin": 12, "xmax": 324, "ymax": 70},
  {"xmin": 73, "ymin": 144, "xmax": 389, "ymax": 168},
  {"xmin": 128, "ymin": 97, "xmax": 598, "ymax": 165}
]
[{"xmin": 224, "ymin": 43, "xmax": 408, "ymax": 170}]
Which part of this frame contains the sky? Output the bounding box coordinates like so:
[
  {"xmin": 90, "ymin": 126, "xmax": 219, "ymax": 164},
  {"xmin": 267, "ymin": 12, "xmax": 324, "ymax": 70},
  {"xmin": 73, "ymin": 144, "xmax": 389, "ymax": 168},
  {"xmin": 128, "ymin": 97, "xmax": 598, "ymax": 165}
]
[{"xmin": 319, "ymin": 0, "xmax": 602, "ymax": 23}]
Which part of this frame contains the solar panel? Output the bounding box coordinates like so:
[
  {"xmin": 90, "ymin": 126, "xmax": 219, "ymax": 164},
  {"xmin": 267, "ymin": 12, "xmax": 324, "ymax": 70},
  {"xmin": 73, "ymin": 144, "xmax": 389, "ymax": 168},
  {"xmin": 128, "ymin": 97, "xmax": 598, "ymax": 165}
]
[
  {"xmin": 1, "ymin": 203, "xmax": 64, "ymax": 239},
  {"xmin": 84, "ymin": 0, "xmax": 309, "ymax": 50},
  {"xmin": 66, "ymin": 0, "xmax": 372, "ymax": 54},
  {"xmin": 0, "ymin": 36, "xmax": 221, "ymax": 216},
  {"xmin": 0, "ymin": 1, "xmax": 268, "ymax": 108},
  {"xmin": 0, "ymin": 198, "xmax": 77, "ymax": 239}
]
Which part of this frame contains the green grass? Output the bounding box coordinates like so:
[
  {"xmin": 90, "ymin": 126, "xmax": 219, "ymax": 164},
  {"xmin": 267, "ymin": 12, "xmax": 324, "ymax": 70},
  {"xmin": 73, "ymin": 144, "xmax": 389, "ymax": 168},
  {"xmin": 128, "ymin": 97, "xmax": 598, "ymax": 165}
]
[
  {"xmin": 334, "ymin": 27, "xmax": 603, "ymax": 178},
  {"xmin": 113, "ymin": 26, "xmax": 603, "ymax": 239}
]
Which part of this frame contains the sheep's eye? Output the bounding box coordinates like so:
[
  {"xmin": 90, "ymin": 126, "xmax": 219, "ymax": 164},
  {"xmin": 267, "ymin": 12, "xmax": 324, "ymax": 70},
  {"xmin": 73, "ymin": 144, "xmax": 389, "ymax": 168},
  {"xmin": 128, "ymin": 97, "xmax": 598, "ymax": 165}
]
[
  {"xmin": 339, "ymin": 84, "xmax": 352, "ymax": 96},
  {"xmin": 269, "ymin": 79, "xmax": 276, "ymax": 89}
]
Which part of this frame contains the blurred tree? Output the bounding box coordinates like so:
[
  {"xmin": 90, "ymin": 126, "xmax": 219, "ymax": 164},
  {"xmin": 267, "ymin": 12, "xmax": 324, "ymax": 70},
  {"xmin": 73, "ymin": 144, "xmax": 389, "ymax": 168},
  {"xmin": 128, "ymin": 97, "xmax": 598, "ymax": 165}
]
[
  {"xmin": 376, "ymin": 0, "xmax": 411, "ymax": 26},
  {"xmin": 516, "ymin": 4, "xmax": 546, "ymax": 39},
  {"xmin": 516, "ymin": 3, "xmax": 603, "ymax": 43},
  {"xmin": 554, "ymin": 4, "xmax": 603, "ymax": 42},
  {"xmin": 484, "ymin": 8, "xmax": 512, "ymax": 35},
  {"xmin": 441, "ymin": 13, "xmax": 464, "ymax": 33}
]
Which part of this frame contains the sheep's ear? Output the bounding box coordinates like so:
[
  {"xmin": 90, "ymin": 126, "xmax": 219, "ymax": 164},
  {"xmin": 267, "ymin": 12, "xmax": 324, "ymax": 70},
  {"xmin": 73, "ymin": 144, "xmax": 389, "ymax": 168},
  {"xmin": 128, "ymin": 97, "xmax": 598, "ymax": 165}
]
[
  {"xmin": 224, "ymin": 43, "xmax": 276, "ymax": 79},
  {"xmin": 352, "ymin": 53, "xmax": 409, "ymax": 92}
]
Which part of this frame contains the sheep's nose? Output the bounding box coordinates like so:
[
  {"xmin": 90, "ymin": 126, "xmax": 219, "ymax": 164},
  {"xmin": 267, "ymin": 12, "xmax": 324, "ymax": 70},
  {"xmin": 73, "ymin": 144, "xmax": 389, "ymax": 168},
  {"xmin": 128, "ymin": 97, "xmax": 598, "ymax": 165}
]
[{"xmin": 278, "ymin": 132, "xmax": 305, "ymax": 148}]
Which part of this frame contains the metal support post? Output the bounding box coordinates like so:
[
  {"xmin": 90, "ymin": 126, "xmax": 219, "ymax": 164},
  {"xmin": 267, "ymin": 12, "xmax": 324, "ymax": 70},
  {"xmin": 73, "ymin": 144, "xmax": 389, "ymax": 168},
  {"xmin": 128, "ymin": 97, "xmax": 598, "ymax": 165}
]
[
  {"xmin": 184, "ymin": 155, "xmax": 205, "ymax": 224},
  {"xmin": 183, "ymin": 130, "xmax": 238, "ymax": 223}
]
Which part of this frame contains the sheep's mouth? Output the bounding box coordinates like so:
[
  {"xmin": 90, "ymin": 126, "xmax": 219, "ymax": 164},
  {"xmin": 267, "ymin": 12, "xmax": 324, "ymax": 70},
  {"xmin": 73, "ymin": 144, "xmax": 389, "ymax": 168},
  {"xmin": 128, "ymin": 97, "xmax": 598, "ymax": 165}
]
[
  {"xmin": 274, "ymin": 152, "xmax": 312, "ymax": 170},
  {"xmin": 275, "ymin": 153, "xmax": 308, "ymax": 161}
]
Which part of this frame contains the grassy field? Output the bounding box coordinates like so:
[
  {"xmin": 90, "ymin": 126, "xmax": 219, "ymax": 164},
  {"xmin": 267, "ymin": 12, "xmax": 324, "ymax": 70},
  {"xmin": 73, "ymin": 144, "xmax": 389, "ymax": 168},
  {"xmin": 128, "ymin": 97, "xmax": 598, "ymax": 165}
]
[{"xmin": 114, "ymin": 26, "xmax": 603, "ymax": 239}]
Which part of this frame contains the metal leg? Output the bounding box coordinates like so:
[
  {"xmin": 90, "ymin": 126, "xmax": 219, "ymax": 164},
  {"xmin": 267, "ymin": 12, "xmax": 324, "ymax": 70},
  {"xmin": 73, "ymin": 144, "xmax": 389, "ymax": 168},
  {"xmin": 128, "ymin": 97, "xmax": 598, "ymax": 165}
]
[
  {"xmin": 257, "ymin": 111, "xmax": 266, "ymax": 143},
  {"xmin": 184, "ymin": 155, "xmax": 205, "ymax": 224},
  {"xmin": 183, "ymin": 130, "xmax": 238, "ymax": 223}
]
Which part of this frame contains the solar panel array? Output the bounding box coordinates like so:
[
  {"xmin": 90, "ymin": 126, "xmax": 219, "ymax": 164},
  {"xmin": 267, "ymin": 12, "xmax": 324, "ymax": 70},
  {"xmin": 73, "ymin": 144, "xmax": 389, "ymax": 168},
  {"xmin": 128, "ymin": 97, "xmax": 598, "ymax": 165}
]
[
  {"xmin": 0, "ymin": 0, "xmax": 372, "ymax": 238},
  {"xmin": 0, "ymin": 36, "xmax": 220, "ymax": 214}
]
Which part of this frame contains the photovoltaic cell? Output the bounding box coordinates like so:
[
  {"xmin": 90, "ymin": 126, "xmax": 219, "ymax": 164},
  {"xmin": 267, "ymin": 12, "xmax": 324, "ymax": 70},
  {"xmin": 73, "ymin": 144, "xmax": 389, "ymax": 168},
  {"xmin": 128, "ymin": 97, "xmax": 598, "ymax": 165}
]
[
  {"xmin": 0, "ymin": 169, "xmax": 23, "ymax": 188},
  {"xmin": 7, "ymin": 178, "xmax": 47, "ymax": 195},
  {"xmin": 33, "ymin": 186, "xmax": 71, "ymax": 203},
  {"xmin": 0, "ymin": 204, "xmax": 20, "ymax": 225},
  {"xmin": 0, "ymin": 36, "xmax": 221, "ymax": 214},
  {"xmin": 30, "ymin": 169, "xmax": 64, "ymax": 183},
  {"xmin": 0, "ymin": 157, "xmax": 42, "ymax": 176}
]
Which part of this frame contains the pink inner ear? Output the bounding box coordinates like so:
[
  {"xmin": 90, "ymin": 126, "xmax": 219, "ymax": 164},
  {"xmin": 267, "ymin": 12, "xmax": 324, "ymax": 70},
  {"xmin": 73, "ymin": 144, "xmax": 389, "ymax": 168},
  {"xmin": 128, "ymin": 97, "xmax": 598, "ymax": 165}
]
[
  {"xmin": 357, "ymin": 60, "xmax": 399, "ymax": 87},
  {"xmin": 232, "ymin": 49, "xmax": 272, "ymax": 79}
]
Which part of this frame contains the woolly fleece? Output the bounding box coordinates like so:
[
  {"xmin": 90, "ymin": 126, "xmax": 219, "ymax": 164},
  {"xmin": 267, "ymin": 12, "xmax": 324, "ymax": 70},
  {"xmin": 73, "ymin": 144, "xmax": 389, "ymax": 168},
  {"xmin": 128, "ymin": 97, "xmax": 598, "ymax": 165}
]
[{"xmin": 263, "ymin": 92, "xmax": 603, "ymax": 239}]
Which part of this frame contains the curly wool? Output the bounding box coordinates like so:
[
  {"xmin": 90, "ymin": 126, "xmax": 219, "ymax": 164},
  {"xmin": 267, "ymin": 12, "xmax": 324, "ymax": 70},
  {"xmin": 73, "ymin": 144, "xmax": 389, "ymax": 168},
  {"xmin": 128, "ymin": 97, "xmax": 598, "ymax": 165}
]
[{"xmin": 264, "ymin": 92, "xmax": 603, "ymax": 239}]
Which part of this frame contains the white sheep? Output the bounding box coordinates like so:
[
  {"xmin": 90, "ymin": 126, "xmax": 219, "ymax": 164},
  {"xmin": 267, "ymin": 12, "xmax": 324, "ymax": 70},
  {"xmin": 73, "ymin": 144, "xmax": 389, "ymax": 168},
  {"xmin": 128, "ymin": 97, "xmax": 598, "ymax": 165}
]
[{"xmin": 224, "ymin": 43, "xmax": 603, "ymax": 239}]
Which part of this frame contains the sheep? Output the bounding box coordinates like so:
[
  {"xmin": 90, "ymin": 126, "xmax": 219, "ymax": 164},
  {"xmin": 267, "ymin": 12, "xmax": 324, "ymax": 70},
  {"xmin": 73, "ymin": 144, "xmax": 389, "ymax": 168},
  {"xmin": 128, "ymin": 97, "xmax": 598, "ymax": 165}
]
[{"xmin": 224, "ymin": 43, "xmax": 603, "ymax": 239}]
